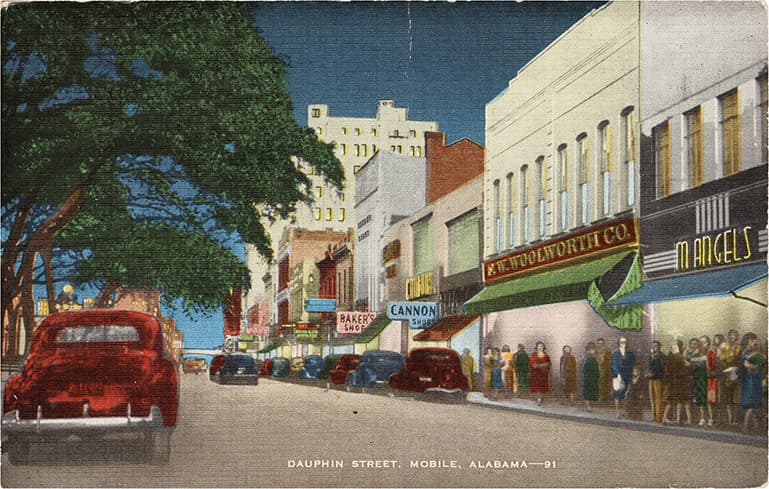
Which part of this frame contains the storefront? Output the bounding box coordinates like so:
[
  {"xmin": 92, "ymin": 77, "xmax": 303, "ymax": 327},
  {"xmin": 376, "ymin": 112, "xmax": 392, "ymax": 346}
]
[
  {"xmin": 465, "ymin": 215, "xmax": 648, "ymax": 386},
  {"xmin": 612, "ymin": 176, "xmax": 768, "ymax": 346},
  {"xmin": 412, "ymin": 315, "xmax": 481, "ymax": 374}
]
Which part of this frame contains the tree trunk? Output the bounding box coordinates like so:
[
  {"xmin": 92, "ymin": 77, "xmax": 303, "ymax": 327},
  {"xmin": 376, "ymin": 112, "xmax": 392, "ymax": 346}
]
[
  {"xmin": 41, "ymin": 245, "xmax": 56, "ymax": 313},
  {"xmin": 2, "ymin": 184, "xmax": 89, "ymax": 356},
  {"xmin": 95, "ymin": 282, "xmax": 121, "ymax": 308}
]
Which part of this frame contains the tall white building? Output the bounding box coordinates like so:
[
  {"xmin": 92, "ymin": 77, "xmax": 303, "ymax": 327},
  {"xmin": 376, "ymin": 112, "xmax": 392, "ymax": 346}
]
[{"xmin": 244, "ymin": 101, "xmax": 438, "ymax": 323}]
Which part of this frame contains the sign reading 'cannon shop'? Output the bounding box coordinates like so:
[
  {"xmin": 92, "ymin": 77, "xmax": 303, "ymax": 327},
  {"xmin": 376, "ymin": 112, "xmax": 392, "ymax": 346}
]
[{"xmin": 387, "ymin": 301, "xmax": 439, "ymax": 329}]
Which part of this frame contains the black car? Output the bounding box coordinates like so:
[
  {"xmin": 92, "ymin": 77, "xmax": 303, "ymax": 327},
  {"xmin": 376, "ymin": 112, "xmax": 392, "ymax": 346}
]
[{"xmin": 217, "ymin": 354, "xmax": 259, "ymax": 385}]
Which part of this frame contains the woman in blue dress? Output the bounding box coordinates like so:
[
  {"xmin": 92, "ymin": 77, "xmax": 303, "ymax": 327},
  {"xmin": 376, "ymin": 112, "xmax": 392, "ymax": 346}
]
[{"xmin": 739, "ymin": 332, "xmax": 766, "ymax": 433}]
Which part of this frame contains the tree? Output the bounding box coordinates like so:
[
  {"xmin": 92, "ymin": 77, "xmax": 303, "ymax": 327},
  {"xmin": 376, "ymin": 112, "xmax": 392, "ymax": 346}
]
[{"xmin": 2, "ymin": 2, "xmax": 344, "ymax": 353}]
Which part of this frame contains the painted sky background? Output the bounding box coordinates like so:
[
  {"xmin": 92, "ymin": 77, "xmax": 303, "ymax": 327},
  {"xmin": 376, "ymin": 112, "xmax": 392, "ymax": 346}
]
[{"xmin": 175, "ymin": 1, "xmax": 608, "ymax": 349}]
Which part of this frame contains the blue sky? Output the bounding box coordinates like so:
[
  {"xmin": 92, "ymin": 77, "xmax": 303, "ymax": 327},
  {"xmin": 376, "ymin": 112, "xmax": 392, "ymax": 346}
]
[{"xmin": 252, "ymin": 1, "xmax": 606, "ymax": 144}]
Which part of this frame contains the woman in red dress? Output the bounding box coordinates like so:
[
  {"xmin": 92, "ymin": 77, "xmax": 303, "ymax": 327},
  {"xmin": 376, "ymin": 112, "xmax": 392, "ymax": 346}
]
[{"xmin": 529, "ymin": 341, "xmax": 551, "ymax": 405}]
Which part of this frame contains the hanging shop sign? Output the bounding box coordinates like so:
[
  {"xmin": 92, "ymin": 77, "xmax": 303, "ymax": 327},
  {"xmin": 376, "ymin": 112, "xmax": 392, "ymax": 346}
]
[
  {"xmin": 483, "ymin": 216, "xmax": 639, "ymax": 284},
  {"xmin": 305, "ymin": 298, "xmax": 337, "ymax": 313},
  {"xmin": 383, "ymin": 240, "xmax": 401, "ymax": 264},
  {"xmin": 407, "ymin": 271, "xmax": 436, "ymax": 299},
  {"xmin": 387, "ymin": 301, "xmax": 439, "ymax": 329},
  {"xmin": 336, "ymin": 311, "xmax": 377, "ymax": 334},
  {"xmin": 676, "ymin": 225, "xmax": 756, "ymax": 273},
  {"xmin": 295, "ymin": 324, "xmax": 320, "ymax": 343}
]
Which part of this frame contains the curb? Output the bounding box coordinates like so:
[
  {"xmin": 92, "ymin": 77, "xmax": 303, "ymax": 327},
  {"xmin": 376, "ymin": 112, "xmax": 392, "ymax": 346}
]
[{"xmin": 465, "ymin": 393, "xmax": 767, "ymax": 448}]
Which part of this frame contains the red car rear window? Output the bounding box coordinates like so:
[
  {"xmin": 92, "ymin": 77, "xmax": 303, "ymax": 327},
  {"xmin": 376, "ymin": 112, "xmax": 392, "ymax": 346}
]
[{"xmin": 54, "ymin": 325, "xmax": 140, "ymax": 344}]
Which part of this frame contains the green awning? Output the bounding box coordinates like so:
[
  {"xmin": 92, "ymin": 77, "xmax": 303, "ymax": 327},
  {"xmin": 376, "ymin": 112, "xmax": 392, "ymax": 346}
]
[
  {"xmin": 257, "ymin": 339, "xmax": 284, "ymax": 354},
  {"xmin": 354, "ymin": 315, "xmax": 392, "ymax": 344},
  {"xmin": 588, "ymin": 253, "xmax": 644, "ymax": 331},
  {"xmin": 465, "ymin": 251, "xmax": 635, "ymax": 315}
]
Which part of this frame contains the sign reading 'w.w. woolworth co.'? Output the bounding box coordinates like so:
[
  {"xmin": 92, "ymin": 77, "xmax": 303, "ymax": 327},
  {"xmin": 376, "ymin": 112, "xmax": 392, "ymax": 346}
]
[{"xmin": 483, "ymin": 216, "xmax": 639, "ymax": 284}]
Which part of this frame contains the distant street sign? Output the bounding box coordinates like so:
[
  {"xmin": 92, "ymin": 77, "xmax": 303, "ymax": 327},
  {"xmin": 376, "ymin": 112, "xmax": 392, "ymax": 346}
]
[{"xmin": 305, "ymin": 298, "xmax": 337, "ymax": 313}]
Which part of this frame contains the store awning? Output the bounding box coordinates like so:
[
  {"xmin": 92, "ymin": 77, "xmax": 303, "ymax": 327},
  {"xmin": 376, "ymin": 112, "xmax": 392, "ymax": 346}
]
[
  {"xmin": 611, "ymin": 262, "xmax": 768, "ymax": 305},
  {"xmin": 354, "ymin": 315, "xmax": 392, "ymax": 344},
  {"xmin": 257, "ymin": 339, "xmax": 284, "ymax": 354},
  {"xmin": 465, "ymin": 251, "xmax": 635, "ymax": 316},
  {"xmin": 413, "ymin": 315, "xmax": 480, "ymax": 342}
]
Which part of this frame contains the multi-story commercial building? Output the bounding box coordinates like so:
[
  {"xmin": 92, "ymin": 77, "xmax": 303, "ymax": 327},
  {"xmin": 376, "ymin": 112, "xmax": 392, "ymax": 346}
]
[
  {"xmin": 467, "ymin": 2, "xmax": 647, "ymax": 379},
  {"xmin": 243, "ymin": 101, "xmax": 438, "ymax": 331},
  {"xmin": 354, "ymin": 151, "xmax": 428, "ymax": 314},
  {"xmin": 612, "ymin": 1, "xmax": 768, "ymax": 345},
  {"xmin": 381, "ymin": 132, "xmax": 485, "ymax": 362},
  {"xmin": 270, "ymin": 227, "xmax": 351, "ymax": 358}
]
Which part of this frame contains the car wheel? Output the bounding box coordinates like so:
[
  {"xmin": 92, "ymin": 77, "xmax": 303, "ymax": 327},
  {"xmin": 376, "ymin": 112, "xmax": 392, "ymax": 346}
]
[
  {"xmin": 7, "ymin": 438, "xmax": 32, "ymax": 465},
  {"xmin": 144, "ymin": 430, "xmax": 171, "ymax": 465}
]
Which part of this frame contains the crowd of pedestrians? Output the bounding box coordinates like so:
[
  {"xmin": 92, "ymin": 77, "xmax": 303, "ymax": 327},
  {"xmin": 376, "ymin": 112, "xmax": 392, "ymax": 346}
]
[{"xmin": 482, "ymin": 330, "xmax": 767, "ymax": 434}]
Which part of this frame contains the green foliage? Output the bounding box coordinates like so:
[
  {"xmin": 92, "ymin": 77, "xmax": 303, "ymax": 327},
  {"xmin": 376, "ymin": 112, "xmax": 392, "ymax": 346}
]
[{"xmin": 2, "ymin": 2, "xmax": 343, "ymax": 315}]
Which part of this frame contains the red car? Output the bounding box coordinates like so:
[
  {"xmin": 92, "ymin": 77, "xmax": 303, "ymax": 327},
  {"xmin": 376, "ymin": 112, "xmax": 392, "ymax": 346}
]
[
  {"xmin": 209, "ymin": 354, "xmax": 227, "ymax": 382},
  {"xmin": 389, "ymin": 348, "xmax": 469, "ymax": 395},
  {"xmin": 2, "ymin": 310, "xmax": 179, "ymax": 464},
  {"xmin": 328, "ymin": 354, "xmax": 361, "ymax": 385}
]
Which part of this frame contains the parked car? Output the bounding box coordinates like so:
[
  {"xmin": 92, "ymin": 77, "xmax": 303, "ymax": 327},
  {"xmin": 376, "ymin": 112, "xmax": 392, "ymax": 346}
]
[
  {"xmin": 346, "ymin": 350, "xmax": 405, "ymax": 391},
  {"xmin": 209, "ymin": 354, "xmax": 227, "ymax": 382},
  {"xmin": 317, "ymin": 354, "xmax": 343, "ymax": 380},
  {"xmin": 388, "ymin": 348, "xmax": 469, "ymax": 396},
  {"xmin": 217, "ymin": 354, "xmax": 259, "ymax": 385},
  {"xmin": 2, "ymin": 310, "xmax": 178, "ymax": 465},
  {"xmin": 271, "ymin": 357, "xmax": 290, "ymax": 378},
  {"xmin": 329, "ymin": 354, "xmax": 361, "ymax": 385},
  {"xmin": 298, "ymin": 355, "xmax": 324, "ymax": 379},
  {"xmin": 183, "ymin": 357, "xmax": 208, "ymax": 375},
  {"xmin": 259, "ymin": 358, "xmax": 274, "ymax": 376},
  {"xmin": 289, "ymin": 356, "xmax": 305, "ymax": 376}
]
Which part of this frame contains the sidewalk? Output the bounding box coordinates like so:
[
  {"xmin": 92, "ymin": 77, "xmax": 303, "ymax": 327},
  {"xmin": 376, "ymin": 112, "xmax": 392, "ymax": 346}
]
[{"xmin": 466, "ymin": 392, "xmax": 767, "ymax": 448}]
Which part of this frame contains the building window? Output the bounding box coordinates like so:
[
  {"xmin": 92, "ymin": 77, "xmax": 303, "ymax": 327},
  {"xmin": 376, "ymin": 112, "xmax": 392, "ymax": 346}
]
[
  {"xmin": 353, "ymin": 165, "xmax": 360, "ymax": 173},
  {"xmin": 338, "ymin": 208, "xmax": 346, "ymax": 221},
  {"xmin": 557, "ymin": 144, "xmax": 569, "ymax": 232},
  {"xmin": 392, "ymin": 129, "xmax": 400, "ymax": 137},
  {"xmin": 506, "ymin": 172, "xmax": 515, "ymax": 247},
  {"xmin": 598, "ymin": 121, "xmax": 612, "ymax": 216},
  {"xmin": 684, "ymin": 107, "xmax": 704, "ymax": 188},
  {"xmin": 654, "ymin": 121, "xmax": 672, "ymax": 198},
  {"xmin": 338, "ymin": 191, "xmax": 345, "ymax": 201},
  {"xmin": 372, "ymin": 144, "xmax": 378, "ymax": 154},
  {"xmin": 520, "ymin": 165, "xmax": 530, "ymax": 243},
  {"xmin": 316, "ymin": 186, "xmax": 323, "ymax": 198},
  {"xmin": 315, "ymin": 127, "xmax": 323, "ymax": 136},
  {"xmin": 341, "ymin": 127, "xmax": 348, "ymax": 135},
  {"xmin": 355, "ymin": 128, "xmax": 362, "ymax": 135},
  {"xmin": 409, "ymin": 130, "xmax": 417, "ymax": 138},
  {"xmin": 314, "ymin": 207, "xmax": 322, "ymax": 221},
  {"xmin": 397, "ymin": 145, "xmax": 402, "ymax": 154},
  {"xmin": 536, "ymin": 157, "xmax": 547, "ymax": 239},
  {"xmin": 371, "ymin": 127, "xmax": 377, "ymax": 136},
  {"xmin": 720, "ymin": 89, "xmax": 741, "ymax": 176},
  {"xmin": 492, "ymin": 179, "xmax": 502, "ymax": 253},
  {"xmin": 355, "ymin": 144, "xmax": 361, "ymax": 156},
  {"xmin": 390, "ymin": 145, "xmax": 396, "ymax": 152},
  {"xmin": 447, "ymin": 210, "xmax": 481, "ymax": 275},
  {"xmin": 412, "ymin": 217, "xmax": 434, "ymax": 276},
  {"xmin": 311, "ymin": 108, "xmax": 321, "ymax": 118},
  {"xmin": 410, "ymin": 146, "xmax": 416, "ymax": 156},
  {"xmin": 340, "ymin": 144, "xmax": 347, "ymax": 155},
  {"xmin": 361, "ymin": 144, "xmax": 367, "ymax": 157},
  {"xmin": 577, "ymin": 134, "xmax": 590, "ymax": 225},
  {"xmin": 326, "ymin": 208, "xmax": 333, "ymax": 221},
  {"xmin": 758, "ymin": 74, "xmax": 767, "ymax": 163},
  {"xmin": 621, "ymin": 107, "xmax": 636, "ymax": 208}
]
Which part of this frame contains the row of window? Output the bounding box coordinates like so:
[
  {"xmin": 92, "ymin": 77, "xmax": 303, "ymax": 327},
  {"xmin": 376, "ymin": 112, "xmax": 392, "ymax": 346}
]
[
  {"xmin": 492, "ymin": 108, "xmax": 636, "ymax": 253},
  {"xmin": 333, "ymin": 143, "xmax": 424, "ymax": 157},
  {"xmin": 314, "ymin": 186, "xmax": 345, "ymax": 201},
  {"xmin": 313, "ymin": 126, "xmax": 422, "ymax": 139},
  {"xmin": 654, "ymin": 76, "xmax": 767, "ymax": 199},
  {"xmin": 313, "ymin": 207, "xmax": 346, "ymax": 222}
]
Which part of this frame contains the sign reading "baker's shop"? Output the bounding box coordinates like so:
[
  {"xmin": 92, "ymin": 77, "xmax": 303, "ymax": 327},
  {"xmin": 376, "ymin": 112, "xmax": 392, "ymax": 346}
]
[{"xmin": 483, "ymin": 216, "xmax": 639, "ymax": 283}]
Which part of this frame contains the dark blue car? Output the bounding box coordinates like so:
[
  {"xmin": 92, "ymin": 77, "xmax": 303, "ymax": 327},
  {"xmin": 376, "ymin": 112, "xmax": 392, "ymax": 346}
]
[
  {"xmin": 298, "ymin": 355, "xmax": 324, "ymax": 379},
  {"xmin": 218, "ymin": 354, "xmax": 259, "ymax": 385},
  {"xmin": 346, "ymin": 350, "xmax": 405, "ymax": 391}
]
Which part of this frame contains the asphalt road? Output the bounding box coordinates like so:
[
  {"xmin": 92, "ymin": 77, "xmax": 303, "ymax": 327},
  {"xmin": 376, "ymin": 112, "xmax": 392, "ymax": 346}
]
[{"xmin": 2, "ymin": 373, "xmax": 766, "ymax": 488}]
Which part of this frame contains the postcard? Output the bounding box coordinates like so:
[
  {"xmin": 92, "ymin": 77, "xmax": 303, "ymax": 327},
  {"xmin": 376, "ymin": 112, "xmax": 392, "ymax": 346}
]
[{"xmin": 1, "ymin": 1, "xmax": 767, "ymax": 487}]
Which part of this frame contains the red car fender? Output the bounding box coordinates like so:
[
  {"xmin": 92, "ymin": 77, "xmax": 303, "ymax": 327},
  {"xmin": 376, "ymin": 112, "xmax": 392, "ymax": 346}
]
[
  {"xmin": 148, "ymin": 360, "xmax": 179, "ymax": 426},
  {"xmin": 3, "ymin": 374, "xmax": 24, "ymax": 412}
]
